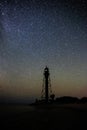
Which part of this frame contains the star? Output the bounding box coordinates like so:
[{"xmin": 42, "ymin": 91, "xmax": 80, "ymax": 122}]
[
  {"xmin": 1, "ymin": 12, "xmax": 5, "ymax": 16},
  {"xmin": 13, "ymin": 7, "xmax": 17, "ymax": 11},
  {"xmin": 0, "ymin": 0, "xmax": 87, "ymax": 101},
  {"xmin": 65, "ymin": 43, "xmax": 68, "ymax": 47}
]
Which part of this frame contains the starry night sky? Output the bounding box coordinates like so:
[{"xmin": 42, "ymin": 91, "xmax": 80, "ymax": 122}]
[{"xmin": 0, "ymin": 0, "xmax": 87, "ymax": 102}]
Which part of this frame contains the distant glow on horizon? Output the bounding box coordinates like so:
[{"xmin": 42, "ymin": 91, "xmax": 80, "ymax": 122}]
[{"xmin": 0, "ymin": 0, "xmax": 87, "ymax": 102}]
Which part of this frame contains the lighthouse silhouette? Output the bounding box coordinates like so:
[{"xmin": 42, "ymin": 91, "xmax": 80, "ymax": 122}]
[{"xmin": 41, "ymin": 66, "xmax": 52, "ymax": 103}]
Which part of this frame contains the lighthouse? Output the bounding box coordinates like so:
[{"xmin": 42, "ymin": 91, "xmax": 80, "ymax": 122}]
[{"xmin": 41, "ymin": 66, "xmax": 52, "ymax": 103}]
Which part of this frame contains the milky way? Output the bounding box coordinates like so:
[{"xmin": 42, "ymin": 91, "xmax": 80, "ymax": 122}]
[{"xmin": 0, "ymin": 0, "xmax": 87, "ymax": 102}]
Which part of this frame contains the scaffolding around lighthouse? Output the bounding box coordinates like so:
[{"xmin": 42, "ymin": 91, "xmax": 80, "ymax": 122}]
[{"xmin": 41, "ymin": 66, "xmax": 52, "ymax": 102}]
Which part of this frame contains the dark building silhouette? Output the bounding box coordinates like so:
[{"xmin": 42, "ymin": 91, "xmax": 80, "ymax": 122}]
[{"xmin": 55, "ymin": 96, "xmax": 79, "ymax": 104}]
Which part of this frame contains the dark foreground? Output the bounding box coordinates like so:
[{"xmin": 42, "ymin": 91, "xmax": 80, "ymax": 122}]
[{"xmin": 0, "ymin": 104, "xmax": 87, "ymax": 130}]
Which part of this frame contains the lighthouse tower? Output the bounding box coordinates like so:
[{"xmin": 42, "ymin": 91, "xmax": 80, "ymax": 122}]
[{"xmin": 41, "ymin": 66, "xmax": 52, "ymax": 103}]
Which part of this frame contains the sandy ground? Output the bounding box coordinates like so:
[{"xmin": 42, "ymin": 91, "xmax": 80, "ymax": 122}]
[{"xmin": 0, "ymin": 103, "xmax": 87, "ymax": 130}]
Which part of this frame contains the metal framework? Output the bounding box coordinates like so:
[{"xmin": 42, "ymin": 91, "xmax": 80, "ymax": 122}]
[{"xmin": 41, "ymin": 66, "xmax": 52, "ymax": 102}]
